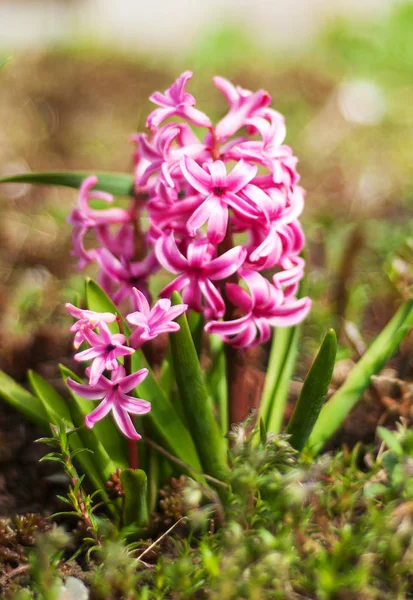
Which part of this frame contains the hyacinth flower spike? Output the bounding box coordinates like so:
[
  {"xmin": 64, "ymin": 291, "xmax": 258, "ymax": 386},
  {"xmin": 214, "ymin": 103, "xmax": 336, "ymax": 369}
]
[
  {"xmin": 67, "ymin": 366, "xmax": 150, "ymax": 440},
  {"xmin": 126, "ymin": 287, "xmax": 188, "ymax": 349},
  {"xmin": 74, "ymin": 321, "xmax": 134, "ymax": 386}
]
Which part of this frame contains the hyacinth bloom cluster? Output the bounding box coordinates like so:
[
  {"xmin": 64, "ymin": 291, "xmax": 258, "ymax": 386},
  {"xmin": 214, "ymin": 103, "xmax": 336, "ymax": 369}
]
[
  {"xmin": 68, "ymin": 71, "xmax": 311, "ymax": 349},
  {"xmin": 65, "ymin": 296, "xmax": 187, "ymax": 439}
]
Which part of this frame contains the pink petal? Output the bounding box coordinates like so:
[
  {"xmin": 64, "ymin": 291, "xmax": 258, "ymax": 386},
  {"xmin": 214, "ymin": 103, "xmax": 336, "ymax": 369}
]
[
  {"xmin": 159, "ymin": 274, "xmax": 191, "ymax": 299},
  {"xmin": 205, "ymin": 161, "xmax": 227, "ymax": 189},
  {"xmin": 119, "ymin": 395, "xmax": 151, "ymax": 415},
  {"xmin": 74, "ymin": 346, "xmax": 102, "ymax": 362},
  {"xmin": 224, "ymin": 191, "xmax": 259, "ymax": 220},
  {"xmin": 255, "ymin": 318, "xmax": 271, "ymax": 345},
  {"xmin": 205, "ymin": 314, "xmax": 251, "ymax": 336},
  {"xmin": 198, "ymin": 279, "xmax": 225, "ymax": 318},
  {"xmin": 181, "ymin": 106, "xmax": 212, "ymax": 129},
  {"xmin": 67, "ymin": 378, "xmax": 108, "ymax": 399},
  {"xmin": 206, "ymin": 202, "xmax": 228, "ymax": 244},
  {"xmin": 163, "ymin": 304, "xmax": 188, "ymax": 322},
  {"xmin": 240, "ymin": 270, "xmax": 271, "ymax": 307},
  {"xmin": 186, "ymin": 197, "xmax": 216, "ymax": 237},
  {"xmin": 226, "ymin": 160, "xmax": 257, "ymax": 193},
  {"xmin": 119, "ymin": 368, "xmax": 149, "ymax": 393},
  {"xmin": 112, "ymin": 406, "xmax": 142, "ymax": 440},
  {"xmin": 126, "ymin": 311, "xmax": 149, "ymax": 328},
  {"xmin": 180, "ymin": 156, "xmax": 211, "ymax": 195},
  {"xmin": 225, "ymin": 283, "xmax": 253, "ymax": 313},
  {"xmin": 231, "ymin": 322, "xmax": 258, "ymax": 348},
  {"xmin": 206, "ymin": 246, "xmax": 247, "ymax": 280},
  {"xmin": 155, "ymin": 234, "xmax": 188, "ymax": 273},
  {"xmin": 89, "ymin": 356, "xmax": 107, "ymax": 387},
  {"xmin": 266, "ymin": 297, "xmax": 312, "ymax": 327},
  {"xmin": 212, "ymin": 76, "xmax": 239, "ymax": 105},
  {"xmin": 85, "ymin": 399, "xmax": 112, "ymax": 428}
]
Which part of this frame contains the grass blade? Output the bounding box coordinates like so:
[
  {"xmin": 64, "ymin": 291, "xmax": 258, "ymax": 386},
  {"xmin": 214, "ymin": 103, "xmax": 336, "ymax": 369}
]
[
  {"xmin": 309, "ymin": 300, "xmax": 413, "ymax": 453},
  {"xmin": 286, "ymin": 329, "xmax": 337, "ymax": 452}
]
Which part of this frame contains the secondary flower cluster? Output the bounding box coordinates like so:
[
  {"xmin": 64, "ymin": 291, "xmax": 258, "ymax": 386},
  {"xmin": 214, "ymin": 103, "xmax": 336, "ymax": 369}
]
[
  {"xmin": 66, "ymin": 292, "xmax": 187, "ymax": 438},
  {"xmin": 69, "ymin": 72, "xmax": 311, "ymax": 348}
]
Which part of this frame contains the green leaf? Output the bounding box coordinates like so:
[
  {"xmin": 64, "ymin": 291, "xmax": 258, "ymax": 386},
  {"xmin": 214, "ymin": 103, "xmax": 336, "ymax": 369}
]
[
  {"xmin": 260, "ymin": 325, "xmax": 301, "ymax": 433},
  {"xmin": 28, "ymin": 370, "xmax": 72, "ymax": 425},
  {"xmin": 85, "ymin": 278, "xmax": 204, "ymax": 478},
  {"xmin": 378, "ymin": 427, "xmax": 403, "ymax": 456},
  {"xmin": 85, "ymin": 277, "xmax": 120, "ymax": 317},
  {"xmin": 0, "ymin": 370, "xmax": 49, "ymax": 428},
  {"xmin": 260, "ymin": 268, "xmax": 307, "ymax": 434},
  {"xmin": 120, "ymin": 469, "xmax": 149, "ymax": 528},
  {"xmin": 309, "ymin": 300, "xmax": 413, "ymax": 453},
  {"xmin": 187, "ymin": 310, "xmax": 204, "ymax": 357},
  {"xmin": 169, "ymin": 292, "xmax": 228, "ymax": 480},
  {"xmin": 206, "ymin": 341, "xmax": 228, "ymax": 439},
  {"xmin": 0, "ymin": 171, "xmax": 134, "ymax": 196},
  {"xmin": 286, "ymin": 329, "xmax": 337, "ymax": 452}
]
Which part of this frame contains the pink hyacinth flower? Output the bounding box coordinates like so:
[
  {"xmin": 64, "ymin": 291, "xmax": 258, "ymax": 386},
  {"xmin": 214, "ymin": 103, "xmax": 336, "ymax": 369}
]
[
  {"xmin": 205, "ymin": 270, "xmax": 311, "ymax": 348},
  {"xmin": 213, "ymin": 76, "xmax": 271, "ymax": 140},
  {"xmin": 67, "ymin": 366, "xmax": 150, "ymax": 440},
  {"xmin": 126, "ymin": 287, "xmax": 187, "ymax": 348},
  {"xmin": 95, "ymin": 248, "xmax": 159, "ymax": 307},
  {"xmin": 65, "ymin": 303, "xmax": 117, "ymax": 349},
  {"xmin": 74, "ymin": 321, "xmax": 134, "ymax": 386},
  {"xmin": 156, "ymin": 234, "xmax": 246, "ymax": 318},
  {"xmin": 181, "ymin": 156, "xmax": 259, "ymax": 243},
  {"xmin": 68, "ymin": 176, "xmax": 131, "ymax": 267},
  {"xmin": 136, "ymin": 123, "xmax": 207, "ymax": 188},
  {"xmin": 147, "ymin": 71, "xmax": 212, "ymax": 130}
]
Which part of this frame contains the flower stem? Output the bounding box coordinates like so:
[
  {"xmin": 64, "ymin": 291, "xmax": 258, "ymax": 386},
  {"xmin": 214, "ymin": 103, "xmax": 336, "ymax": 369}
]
[{"xmin": 128, "ymin": 439, "xmax": 139, "ymax": 470}]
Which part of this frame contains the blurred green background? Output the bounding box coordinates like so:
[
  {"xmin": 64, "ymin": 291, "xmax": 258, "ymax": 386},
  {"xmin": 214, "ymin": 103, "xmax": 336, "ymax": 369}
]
[{"xmin": 1, "ymin": 1, "xmax": 413, "ymax": 379}]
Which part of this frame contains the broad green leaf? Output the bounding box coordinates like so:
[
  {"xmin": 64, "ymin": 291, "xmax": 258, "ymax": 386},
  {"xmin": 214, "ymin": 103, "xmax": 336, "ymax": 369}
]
[
  {"xmin": 309, "ymin": 300, "xmax": 413, "ymax": 453},
  {"xmin": 85, "ymin": 277, "xmax": 120, "ymax": 317},
  {"xmin": 28, "ymin": 370, "xmax": 72, "ymax": 424},
  {"xmin": 120, "ymin": 469, "xmax": 149, "ymax": 528},
  {"xmin": 0, "ymin": 370, "xmax": 48, "ymax": 428},
  {"xmin": 286, "ymin": 329, "xmax": 337, "ymax": 452},
  {"xmin": 0, "ymin": 172, "xmax": 134, "ymax": 197},
  {"xmin": 85, "ymin": 278, "xmax": 203, "ymax": 477},
  {"xmin": 60, "ymin": 365, "xmax": 127, "ymax": 473},
  {"xmin": 169, "ymin": 292, "xmax": 228, "ymax": 480}
]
